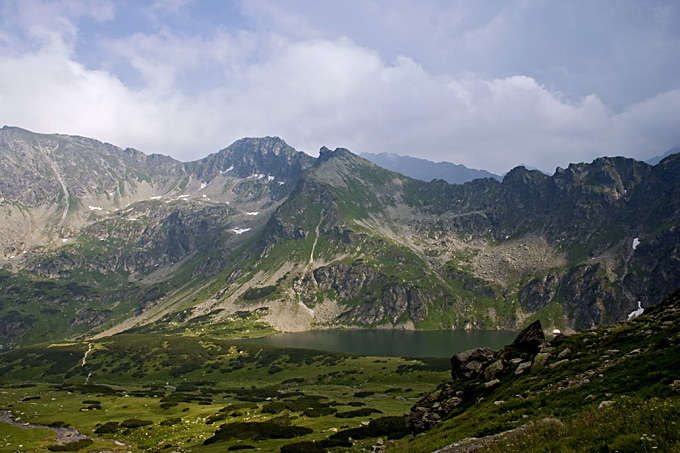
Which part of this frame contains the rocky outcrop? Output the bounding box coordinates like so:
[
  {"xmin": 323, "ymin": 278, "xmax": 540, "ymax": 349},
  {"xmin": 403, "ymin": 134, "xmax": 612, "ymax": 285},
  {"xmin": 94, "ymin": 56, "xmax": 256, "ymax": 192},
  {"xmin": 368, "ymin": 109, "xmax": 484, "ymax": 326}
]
[
  {"xmin": 409, "ymin": 321, "xmax": 548, "ymax": 432},
  {"xmin": 450, "ymin": 348, "xmax": 495, "ymax": 380},
  {"xmin": 511, "ymin": 320, "xmax": 545, "ymax": 350}
]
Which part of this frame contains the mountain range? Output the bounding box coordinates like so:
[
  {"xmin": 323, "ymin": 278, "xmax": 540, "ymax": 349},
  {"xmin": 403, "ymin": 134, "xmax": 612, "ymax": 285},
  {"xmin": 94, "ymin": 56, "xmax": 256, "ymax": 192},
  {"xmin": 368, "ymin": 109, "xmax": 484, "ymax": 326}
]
[
  {"xmin": 1, "ymin": 126, "xmax": 679, "ymax": 349},
  {"xmin": 359, "ymin": 152, "xmax": 500, "ymax": 184}
]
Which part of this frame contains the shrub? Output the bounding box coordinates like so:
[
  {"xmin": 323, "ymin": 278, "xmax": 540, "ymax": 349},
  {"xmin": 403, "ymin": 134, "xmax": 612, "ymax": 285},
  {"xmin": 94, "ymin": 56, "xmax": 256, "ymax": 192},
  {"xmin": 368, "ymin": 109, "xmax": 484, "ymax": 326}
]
[
  {"xmin": 47, "ymin": 439, "xmax": 93, "ymax": 451},
  {"xmin": 330, "ymin": 416, "xmax": 409, "ymax": 441},
  {"xmin": 176, "ymin": 382, "xmax": 198, "ymax": 392},
  {"xmin": 160, "ymin": 417, "xmax": 181, "ymax": 426},
  {"xmin": 335, "ymin": 408, "xmax": 383, "ymax": 418},
  {"xmin": 242, "ymin": 285, "xmax": 277, "ymax": 300},
  {"xmin": 280, "ymin": 441, "xmax": 327, "ymax": 453},
  {"xmin": 120, "ymin": 419, "xmax": 153, "ymax": 429},
  {"xmin": 353, "ymin": 391, "xmax": 374, "ymax": 398},
  {"xmin": 203, "ymin": 419, "xmax": 313, "ymax": 444},
  {"xmin": 49, "ymin": 421, "xmax": 69, "ymax": 428},
  {"xmin": 94, "ymin": 422, "xmax": 119, "ymax": 433}
]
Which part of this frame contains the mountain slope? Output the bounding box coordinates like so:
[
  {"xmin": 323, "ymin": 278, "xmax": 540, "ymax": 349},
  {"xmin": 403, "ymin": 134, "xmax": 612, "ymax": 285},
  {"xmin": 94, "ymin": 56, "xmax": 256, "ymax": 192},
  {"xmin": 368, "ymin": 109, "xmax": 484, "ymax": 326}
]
[
  {"xmin": 1, "ymin": 127, "xmax": 679, "ymax": 349},
  {"xmin": 0, "ymin": 128, "xmax": 312, "ymax": 348},
  {"xmin": 396, "ymin": 286, "xmax": 680, "ymax": 452}
]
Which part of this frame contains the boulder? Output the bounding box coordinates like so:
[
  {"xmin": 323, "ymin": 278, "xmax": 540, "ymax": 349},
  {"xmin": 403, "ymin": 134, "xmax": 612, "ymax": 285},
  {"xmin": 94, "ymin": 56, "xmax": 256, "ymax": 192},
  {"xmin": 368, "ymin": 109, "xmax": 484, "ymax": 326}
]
[
  {"xmin": 512, "ymin": 320, "xmax": 545, "ymax": 350},
  {"xmin": 514, "ymin": 361, "xmax": 532, "ymax": 375},
  {"xmin": 484, "ymin": 359, "xmax": 506, "ymax": 380},
  {"xmin": 557, "ymin": 348, "xmax": 572, "ymax": 359},
  {"xmin": 450, "ymin": 347, "xmax": 495, "ymax": 380},
  {"xmin": 533, "ymin": 352, "xmax": 551, "ymax": 368}
]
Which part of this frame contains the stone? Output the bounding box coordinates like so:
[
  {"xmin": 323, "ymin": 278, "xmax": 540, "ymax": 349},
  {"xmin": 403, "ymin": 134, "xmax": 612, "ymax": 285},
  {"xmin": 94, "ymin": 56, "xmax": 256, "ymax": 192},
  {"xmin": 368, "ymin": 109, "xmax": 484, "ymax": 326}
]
[
  {"xmin": 603, "ymin": 349, "xmax": 620, "ymax": 356},
  {"xmin": 557, "ymin": 348, "xmax": 572, "ymax": 359},
  {"xmin": 512, "ymin": 320, "xmax": 546, "ymax": 350},
  {"xmin": 484, "ymin": 359, "xmax": 506, "ymax": 380},
  {"xmin": 533, "ymin": 352, "xmax": 551, "ymax": 368},
  {"xmin": 450, "ymin": 347, "xmax": 495, "ymax": 380},
  {"xmin": 549, "ymin": 359, "xmax": 570, "ymax": 369},
  {"xmin": 598, "ymin": 400, "xmax": 614, "ymax": 409},
  {"xmin": 514, "ymin": 361, "xmax": 532, "ymax": 375},
  {"xmin": 484, "ymin": 379, "xmax": 501, "ymax": 388},
  {"xmin": 671, "ymin": 380, "xmax": 680, "ymax": 391}
]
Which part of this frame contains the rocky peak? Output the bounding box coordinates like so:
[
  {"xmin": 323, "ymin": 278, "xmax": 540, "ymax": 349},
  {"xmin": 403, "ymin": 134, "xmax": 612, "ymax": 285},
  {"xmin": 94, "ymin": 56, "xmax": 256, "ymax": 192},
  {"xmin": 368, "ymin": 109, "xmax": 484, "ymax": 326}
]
[{"xmin": 187, "ymin": 136, "xmax": 314, "ymax": 182}]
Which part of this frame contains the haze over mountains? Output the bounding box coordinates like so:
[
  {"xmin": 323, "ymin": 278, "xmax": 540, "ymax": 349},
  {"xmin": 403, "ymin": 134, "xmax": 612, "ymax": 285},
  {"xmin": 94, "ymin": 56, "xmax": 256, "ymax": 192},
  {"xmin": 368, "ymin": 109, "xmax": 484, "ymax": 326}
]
[
  {"xmin": 359, "ymin": 152, "xmax": 500, "ymax": 184},
  {"xmin": 1, "ymin": 126, "xmax": 679, "ymax": 350}
]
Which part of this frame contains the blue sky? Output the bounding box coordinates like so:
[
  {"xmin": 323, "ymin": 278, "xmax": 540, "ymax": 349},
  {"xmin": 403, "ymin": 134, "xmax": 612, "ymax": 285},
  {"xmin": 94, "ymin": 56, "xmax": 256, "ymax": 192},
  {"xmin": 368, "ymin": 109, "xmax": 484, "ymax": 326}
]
[{"xmin": 1, "ymin": 0, "xmax": 679, "ymax": 173}]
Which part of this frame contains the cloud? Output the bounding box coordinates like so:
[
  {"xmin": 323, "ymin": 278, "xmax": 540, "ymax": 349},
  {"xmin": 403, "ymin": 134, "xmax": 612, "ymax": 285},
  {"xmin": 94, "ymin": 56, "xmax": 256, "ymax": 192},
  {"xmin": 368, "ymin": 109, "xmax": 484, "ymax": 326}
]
[{"xmin": 0, "ymin": 1, "xmax": 678, "ymax": 175}]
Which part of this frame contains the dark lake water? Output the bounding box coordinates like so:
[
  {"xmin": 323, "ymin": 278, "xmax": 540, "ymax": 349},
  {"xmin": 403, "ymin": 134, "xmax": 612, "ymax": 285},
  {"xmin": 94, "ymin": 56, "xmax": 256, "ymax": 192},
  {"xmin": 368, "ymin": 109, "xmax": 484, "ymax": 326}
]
[{"xmin": 239, "ymin": 329, "xmax": 517, "ymax": 358}]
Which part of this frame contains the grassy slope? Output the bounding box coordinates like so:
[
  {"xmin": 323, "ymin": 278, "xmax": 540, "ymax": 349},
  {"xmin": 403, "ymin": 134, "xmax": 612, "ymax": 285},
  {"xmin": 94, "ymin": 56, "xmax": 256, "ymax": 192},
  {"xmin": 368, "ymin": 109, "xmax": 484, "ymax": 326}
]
[{"xmin": 391, "ymin": 287, "xmax": 680, "ymax": 452}]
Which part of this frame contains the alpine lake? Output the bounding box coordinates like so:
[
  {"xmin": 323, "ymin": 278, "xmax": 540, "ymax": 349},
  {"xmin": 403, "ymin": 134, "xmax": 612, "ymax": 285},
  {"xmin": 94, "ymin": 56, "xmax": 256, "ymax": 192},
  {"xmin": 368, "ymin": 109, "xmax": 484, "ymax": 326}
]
[{"xmin": 238, "ymin": 329, "xmax": 518, "ymax": 358}]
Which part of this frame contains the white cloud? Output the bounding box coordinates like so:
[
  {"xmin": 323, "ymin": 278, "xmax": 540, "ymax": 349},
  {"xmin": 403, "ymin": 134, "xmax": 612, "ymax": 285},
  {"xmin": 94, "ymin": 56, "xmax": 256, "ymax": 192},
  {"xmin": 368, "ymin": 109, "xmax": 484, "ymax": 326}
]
[{"xmin": 0, "ymin": 1, "xmax": 678, "ymax": 174}]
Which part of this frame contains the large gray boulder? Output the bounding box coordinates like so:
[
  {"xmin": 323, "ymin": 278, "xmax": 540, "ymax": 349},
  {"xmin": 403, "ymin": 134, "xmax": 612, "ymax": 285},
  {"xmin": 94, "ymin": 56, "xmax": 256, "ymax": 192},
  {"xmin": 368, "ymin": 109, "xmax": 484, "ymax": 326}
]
[{"xmin": 450, "ymin": 347, "xmax": 495, "ymax": 380}]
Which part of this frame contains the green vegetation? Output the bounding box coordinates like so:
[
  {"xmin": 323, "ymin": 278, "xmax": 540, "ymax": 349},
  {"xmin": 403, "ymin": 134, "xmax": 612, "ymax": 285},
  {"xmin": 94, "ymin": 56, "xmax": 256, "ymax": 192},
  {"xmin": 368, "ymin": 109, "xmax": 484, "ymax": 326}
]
[
  {"xmin": 0, "ymin": 333, "xmax": 448, "ymax": 451},
  {"xmin": 390, "ymin": 288, "xmax": 680, "ymax": 452}
]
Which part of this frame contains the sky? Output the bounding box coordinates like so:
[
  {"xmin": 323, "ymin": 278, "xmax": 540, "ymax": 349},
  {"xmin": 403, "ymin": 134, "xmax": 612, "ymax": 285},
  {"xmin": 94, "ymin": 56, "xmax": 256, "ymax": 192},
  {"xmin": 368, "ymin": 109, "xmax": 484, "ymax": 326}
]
[{"xmin": 0, "ymin": 0, "xmax": 679, "ymax": 174}]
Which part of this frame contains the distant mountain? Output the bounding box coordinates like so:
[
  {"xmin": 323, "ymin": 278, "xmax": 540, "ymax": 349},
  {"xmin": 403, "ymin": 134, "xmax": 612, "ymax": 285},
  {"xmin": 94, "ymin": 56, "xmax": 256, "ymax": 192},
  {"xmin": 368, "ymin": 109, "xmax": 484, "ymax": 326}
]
[
  {"xmin": 646, "ymin": 146, "xmax": 680, "ymax": 165},
  {"xmin": 1, "ymin": 126, "xmax": 679, "ymax": 350},
  {"xmin": 359, "ymin": 152, "xmax": 500, "ymax": 184}
]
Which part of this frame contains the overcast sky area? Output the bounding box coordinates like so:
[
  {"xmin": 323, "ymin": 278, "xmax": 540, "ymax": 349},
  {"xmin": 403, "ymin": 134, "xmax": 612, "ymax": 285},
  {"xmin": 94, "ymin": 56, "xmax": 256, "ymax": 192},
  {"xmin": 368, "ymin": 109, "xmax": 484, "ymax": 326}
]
[{"xmin": 1, "ymin": 0, "xmax": 679, "ymax": 174}]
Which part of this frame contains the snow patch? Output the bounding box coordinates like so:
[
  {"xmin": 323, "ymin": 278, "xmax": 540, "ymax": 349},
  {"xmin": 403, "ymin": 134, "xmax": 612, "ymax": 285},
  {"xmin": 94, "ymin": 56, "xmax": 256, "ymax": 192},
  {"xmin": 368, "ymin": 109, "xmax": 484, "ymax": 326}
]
[
  {"xmin": 178, "ymin": 195, "xmax": 189, "ymax": 199},
  {"xmin": 257, "ymin": 174, "xmax": 265, "ymax": 180},
  {"xmin": 632, "ymin": 238, "xmax": 640, "ymax": 250},
  {"xmin": 627, "ymin": 301, "xmax": 644, "ymax": 321},
  {"xmin": 200, "ymin": 183, "xmax": 207, "ymax": 189},
  {"xmin": 223, "ymin": 165, "xmax": 234, "ymax": 172},
  {"xmin": 88, "ymin": 206, "xmax": 102, "ymax": 211},
  {"xmin": 61, "ymin": 238, "xmax": 68, "ymax": 243},
  {"xmin": 267, "ymin": 175, "xmax": 275, "ymax": 181},
  {"xmin": 9, "ymin": 255, "xmax": 15, "ymax": 259},
  {"xmin": 128, "ymin": 218, "xmax": 138, "ymax": 221},
  {"xmin": 202, "ymin": 194, "xmax": 207, "ymax": 198},
  {"xmin": 231, "ymin": 228, "xmax": 251, "ymax": 235},
  {"xmin": 278, "ymin": 181, "xmax": 285, "ymax": 185},
  {"xmin": 150, "ymin": 196, "xmax": 162, "ymax": 200},
  {"xmin": 246, "ymin": 212, "xmax": 259, "ymax": 216}
]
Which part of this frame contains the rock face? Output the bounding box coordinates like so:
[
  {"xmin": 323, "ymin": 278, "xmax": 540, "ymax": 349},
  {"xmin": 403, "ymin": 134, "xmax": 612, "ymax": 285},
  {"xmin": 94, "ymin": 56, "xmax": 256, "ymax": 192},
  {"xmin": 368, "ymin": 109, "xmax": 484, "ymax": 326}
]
[{"xmin": 511, "ymin": 320, "xmax": 546, "ymax": 350}]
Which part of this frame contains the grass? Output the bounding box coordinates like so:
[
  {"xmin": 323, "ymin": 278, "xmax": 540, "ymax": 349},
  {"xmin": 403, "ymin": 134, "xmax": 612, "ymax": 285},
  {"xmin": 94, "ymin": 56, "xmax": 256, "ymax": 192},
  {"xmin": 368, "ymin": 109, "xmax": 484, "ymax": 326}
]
[{"xmin": 0, "ymin": 333, "xmax": 449, "ymax": 452}]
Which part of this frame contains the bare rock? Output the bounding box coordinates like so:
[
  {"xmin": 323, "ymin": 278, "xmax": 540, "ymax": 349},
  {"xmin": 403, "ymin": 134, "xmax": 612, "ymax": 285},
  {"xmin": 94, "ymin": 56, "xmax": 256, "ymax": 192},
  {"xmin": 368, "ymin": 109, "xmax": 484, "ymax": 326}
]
[
  {"xmin": 484, "ymin": 359, "xmax": 506, "ymax": 380},
  {"xmin": 514, "ymin": 361, "xmax": 532, "ymax": 375},
  {"xmin": 533, "ymin": 352, "xmax": 551, "ymax": 368},
  {"xmin": 512, "ymin": 320, "xmax": 545, "ymax": 350},
  {"xmin": 451, "ymin": 347, "xmax": 495, "ymax": 380}
]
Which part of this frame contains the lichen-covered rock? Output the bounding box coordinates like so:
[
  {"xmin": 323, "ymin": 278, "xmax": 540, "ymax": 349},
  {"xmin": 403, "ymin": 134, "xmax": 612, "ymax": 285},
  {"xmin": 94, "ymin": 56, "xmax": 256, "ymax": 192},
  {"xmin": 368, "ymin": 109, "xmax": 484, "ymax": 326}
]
[
  {"xmin": 533, "ymin": 352, "xmax": 551, "ymax": 368},
  {"xmin": 484, "ymin": 359, "xmax": 506, "ymax": 380}
]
